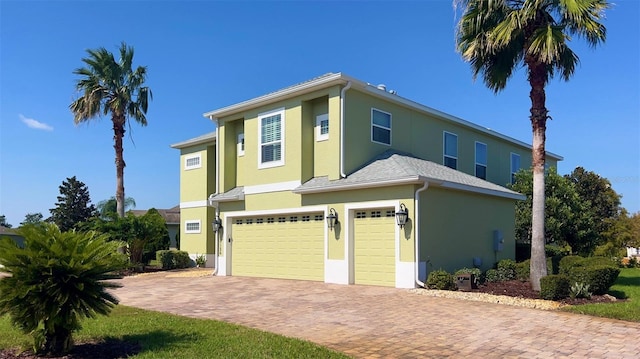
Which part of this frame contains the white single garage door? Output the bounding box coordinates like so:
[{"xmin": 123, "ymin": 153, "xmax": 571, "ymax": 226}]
[
  {"xmin": 231, "ymin": 213, "xmax": 324, "ymax": 281},
  {"xmin": 353, "ymin": 208, "xmax": 396, "ymax": 286}
]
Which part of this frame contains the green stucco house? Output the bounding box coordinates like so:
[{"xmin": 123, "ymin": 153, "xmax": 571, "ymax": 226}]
[{"xmin": 171, "ymin": 73, "xmax": 562, "ymax": 288}]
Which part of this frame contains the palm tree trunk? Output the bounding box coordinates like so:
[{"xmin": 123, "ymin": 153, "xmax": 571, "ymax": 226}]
[
  {"xmin": 527, "ymin": 61, "xmax": 549, "ymax": 291},
  {"xmin": 113, "ymin": 117, "xmax": 126, "ymax": 218}
]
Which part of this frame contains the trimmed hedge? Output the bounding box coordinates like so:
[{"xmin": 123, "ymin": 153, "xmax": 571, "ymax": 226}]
[
  {"xmin": 156, "ymin": 250, "xmax": 191, "ymax": 270},
  {"xmin": 540, "ymin": 274, "xmax": 570, "ymax": 300},
  {"xmin": 426, "ymin": 269, "xmax": 457, "ymax": 290},
  {"xmin": 568, "ymin": 265, "xmax": 620, "ymax": 295},
  {"xmin": 497, "ymin": 259, "xmax": 516, "ymax": 281},
  {"xmin": 559, "ymin": 255, "xmax": 586, "ymax": 275}
]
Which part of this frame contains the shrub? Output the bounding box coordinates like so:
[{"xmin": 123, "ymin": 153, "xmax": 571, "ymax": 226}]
[
  {"xmin": 0, "ymin": 224, "xmax": 126, "ymax": 355},
  {"xmin": 559, "ymin": 255, "xmax": 585, "ymax": 275},
  {"xmin": 195, "ymin": 253, "xmax": 206, "ymax": 267},
  {"xmin": 540, "ymin": 275, "xmax": 570, "ymax": 300},
  {"xmin": 569, "ymin": 282, "xmax": 592, "ymax": 299},
  {"xmin": 568, "ymin": 265, "xmax": 620, "ymax": 295},
  {"xmin": 426, "ymin": 269, "xmax": 457, "ymax": 290},
  {"xmin": 496, "ymin": 259, "xmax": 516, "ymax": 281},
  {"xmin": 484, "ymin": 269, "xmax": 500, "ymax": 283},
  {"xmin": 156, "ymin": 250, "xmax": 192, "ymax": 269},
  {"xmin": 516, "ymin": 260, "xmax": 530, "ymax": 281},
  {"xmin": 545, "ymin": 244, "xmax": 570, "ymax": 258},
  {"xmin": 174, "ymin": 251, "xmax": 192, "ymax": 268},
  {"xmin": 582, "ymin": 256, "xmax": 617, "ymax": 268},
  {"xmin": 628, "ymin": 257, "xmax": 639, "ymax": 268},
  {"xmin": 454, "ymin": 267, "xmax": 482, "ymax": 285}
]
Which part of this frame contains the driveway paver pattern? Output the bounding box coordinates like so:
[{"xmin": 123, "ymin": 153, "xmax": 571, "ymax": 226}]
[{"xmin": 113, "ymin": 272, "xmax": 640, "ymax": 358}]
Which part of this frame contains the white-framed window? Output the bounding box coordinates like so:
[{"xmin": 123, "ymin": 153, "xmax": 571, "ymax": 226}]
[
  {"xmin": 185, "ymin": 220, "xmax": 201, "ymax": 234},
  {"xmin": 371, "ymin": 108, "xmax": 391, "ymax": 145},
  {"xmin": 443, "ymin": 132, "xmax": 458, "ymax": 169},
  {"xmin": 510, "ymin": 153, "xmax": 521, "ymax": 184},
  {"xmin": 184, "ymin": 153, "xmax": 202, "ymax": 170},
  {"xmin": 258, "ymin": 108, "xmax": 285, "ymax": 168},
  {"xmin": 475, "ymin": 141, "xmax": 487, "ymax": 180},
  {"xmin": 237, "ymin": 133, "xmax": 245, "ymax": 156},
  {"xmin": 316, "ymin": 114, "xmax": 329, "ymax": 141}
]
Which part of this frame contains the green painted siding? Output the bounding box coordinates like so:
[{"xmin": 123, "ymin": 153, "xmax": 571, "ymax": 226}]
[
  {"xmin": 180, "ymin": 145, "xmax": 215, "ymax": 202},
  {"xmin": 180, "ymin": 207, "xmax": 216, "ymax": 255}
]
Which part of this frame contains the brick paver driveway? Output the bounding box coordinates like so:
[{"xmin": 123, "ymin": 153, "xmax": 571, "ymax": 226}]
[{"xmin": 113, "ymin": 271, "xmax": 640, "ymax": 358}]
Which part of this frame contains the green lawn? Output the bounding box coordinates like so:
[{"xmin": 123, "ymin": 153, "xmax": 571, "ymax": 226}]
[
  {"xmin": 562, "ymin": 267, "xmax": 640, "ymax": 322},
  {"xmin": 0, "ymin": 306, "xmax": 349, "ymax": 358}
]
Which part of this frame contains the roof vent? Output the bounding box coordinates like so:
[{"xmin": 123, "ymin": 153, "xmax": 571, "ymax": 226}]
[
  {"xmin": 389, "ymin": 90, "xmax": 397, "ymax": 95},
  {"xmin": 377, "ymin": 84, "xmax": 386, "ymax": 91}
]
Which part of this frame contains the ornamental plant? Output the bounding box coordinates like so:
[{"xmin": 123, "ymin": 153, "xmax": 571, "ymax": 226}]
[{"xmin": 0, "ymin": 224, "xmax": 127, "ymax": 355}]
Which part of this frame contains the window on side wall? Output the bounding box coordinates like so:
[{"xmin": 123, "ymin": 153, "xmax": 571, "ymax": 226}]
[
  {"xmin": 185, "ymin": 153, "xmax": 202, "ymax": 170},
  {"xmin": 510, "ymin": 153, "xmax": 521, "ymax": 184},
  {"xmin": 475, "ymin": 141, "xmax": 487, "ymax": 180},
  {"xmin": 443, "ymin": 132, "xmax": 458, "ymax": 169},
  {"xmin": 237, "ymin": 133, "xmax": 245, "ymax": 156},
  {"xmin": 258, "ymin": 108, "xmax": 285, "ymax": 168},
  {"xmin": 371, "ymin": 108, "xmax": 391, "ymax": 145},
  {"xmin": 316, "ymin": 114, "xmax": 329, "ymax": 141},
  {"xmin": 185, "ymin": 220, "xmax": 201, "ymax": 234}
]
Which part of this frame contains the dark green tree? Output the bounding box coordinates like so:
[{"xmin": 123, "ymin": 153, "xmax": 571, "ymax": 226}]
[
  {"xmin": 20, "ymin": 212, "xmax": 44, "ymax": 226},
  {"xmin": 0, "ymin": 223, "xmax": 127, "ymax": 355},
  {"xmin": 48, "ymin": 176, "xmax": 98, "ymax": 231},
  {"xmin": 0, "ymin": 215, "xmax": 12, "ymax": 228},
  {"xmin": 70, "ymin": 42, "xmax": 152, "ymax": 218}
]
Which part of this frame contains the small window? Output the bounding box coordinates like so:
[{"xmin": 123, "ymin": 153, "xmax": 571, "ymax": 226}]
[
  {"xmin": 256, "ymin": 218, "xmax": 264, "ymax": 224},
  {"xmin": 316, "ymin": 114, "xmax": 329, "ymax": 141},
  {"xmin": 235, "ymin": 219, "xmax": 243, "ymax": 225},
  {"xmin": 185, "ymin": 220, "xmax": 201, "ymax": 233},
  {"xmin": 246, "ymin": 218, "xmax": 253, "ymax": 225},
  {"xmin": 302, "ymin": 215, "xmax": 310, "ymax": 222},
  {"xmin": 267, "ymin": 217, "xmax": 275, "ymax": 224},
  {"xmin": 371, "ymin": 211, "xmax": 381, "ymax": 218},
  {"xmin": 259, "ymin": 108, "xmax": 285, "ymax": 168},
  {"xmin": 475, "ymin": 142, "xmax": 487, "ymax": 180},
  {"xmin": 385, "ymin": 210, "xmax": 395, "ymax": 217},
  {"xmin": 510, "ymin": 153, "xmax": 521, "ymax": 184},
  {"xmin": 314, "ymin": 215, "xmax": 324, "ymax": 221},
  {"xmin": 371, "ymin": 108, "xmax": 391, "ymax": 145},
  {"xmin": 184, "ymin": 153, "xmax": 202, "ymax": 170},
  {"xmin": 278, "ymin": 217, "xmax": 286, "ymax": 223},
  {"xmin": 356, "ymin": 211, "xmax": 366, "ymax": 219},
  {"xmin": 237, "ymin": 133, "xmax": 245, "ymax": 156},
  {"xmin": 443, "ymin": 132, "xmax": 458, "ymax": 169}
]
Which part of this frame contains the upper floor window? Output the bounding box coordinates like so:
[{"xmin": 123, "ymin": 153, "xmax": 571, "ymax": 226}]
[
  {"xmin": 184, "ymin": 153, "xmax": 202, "ymax": 170},
  {"xmin": 475, "ymin": 142, "xmax": 487, "ymax": 180},
  {"xmin": 371, "ymin": 108, "xmax": 391, "ymax": 145},
  {"xmin": 258, "ymin": 108, "xmax": 285, "ymax": 168},
  {"xmin": 185, "ymin": 220, "xmax": 201, "ymax": 234},
  {"xmin": 443, "ymin": 132, "xmax": 458, "ymax": 169},
  {"xmin": 510, "ymin": 153, "xmax": 521, "ymax": 184},
  {"xmin": 237, "ymin": 133, "xmax": 245, "ymax": 156},
  {"xmin": 316, "ymin": 114, "xmax": 329, "ymax": 141}
]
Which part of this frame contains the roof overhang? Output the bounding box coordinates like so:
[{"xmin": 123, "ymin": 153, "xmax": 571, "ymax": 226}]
[{"xmin": 170, "ymin": 132, "xmax": 217, "ymax": 149}]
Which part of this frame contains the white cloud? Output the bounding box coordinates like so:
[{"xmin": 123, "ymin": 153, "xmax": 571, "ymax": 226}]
[{"xmin": 19, "ymin": 114, "xmax": 53, "ymax": 131}]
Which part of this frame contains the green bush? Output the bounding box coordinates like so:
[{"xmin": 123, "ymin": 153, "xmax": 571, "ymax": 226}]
[
  {"xmin": 582, "ymin": 256, "xmax": 618, "ymax": 268},
  {"xmin": 484, "ymin": 269, "xmax": 500, "ymax": 283},
  {"xmin": 559, "ymin": 255, "xmax": 585, "ymax": 275},
  {"xmin": 0, "ymin": 224, "xmax": 126, "ymax": 355},
  {"xmin": 496, "ymin": 259, "xmax": 516, "ymax": 281},
  {"xmin": 568, "ymin": 265, "xmax": 620, "ymax": 295},
  {"xmin": 426, "ymin": 269, "xmax": 457, "ymax": 290},
  {"xmin": 156, "ymin": 250, "xmax": 192, "ymax": 270},
  {"xmin": 540, "ymin": 275, "xmax": 570, "ymax": 300},
  {"xmin": 174, "ymin": 251, "xmax": 192, "ymax": 268},
  {"xmin": 545, "ymin": 244, "xmax": 570, "ymax": 257},
  {"xmin": 516, "ymin": 260, "xmax": 530, "ymax": 281}
]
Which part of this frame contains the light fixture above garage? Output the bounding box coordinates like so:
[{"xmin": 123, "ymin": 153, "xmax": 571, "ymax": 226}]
[
  {"xmin": 326, "ymin": 208, "xmax": 338, "ymax": 231},
  {"xmin": 396, "ymin": 203, "xmax": 409, "ymax": 228},
  {"xmin": 212, "ymin": 216, "xmax": 223, "ymax": 233}
]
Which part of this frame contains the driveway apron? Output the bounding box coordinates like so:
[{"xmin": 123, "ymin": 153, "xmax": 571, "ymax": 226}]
[{"xmin": 113, "ymin": 272, "xmax": 640, "ymax": 358}]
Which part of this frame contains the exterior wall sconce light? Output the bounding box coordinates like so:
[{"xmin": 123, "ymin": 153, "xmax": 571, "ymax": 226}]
[
  {"xmin": 326, "ymin": 208, "xmax": 338, "ymax": 231},
  {"xmin": 212, "ymin": 216, "xmax": 223, "ymax": 233},
  {"xmin": 396, "ymin": 203, "xmax": 409, "ymax": 228}
]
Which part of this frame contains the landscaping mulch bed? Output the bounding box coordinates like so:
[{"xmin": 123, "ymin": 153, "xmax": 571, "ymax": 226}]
[{"xmin": 0, "ymin": 339, "xmax": 140, "ymax": 359}]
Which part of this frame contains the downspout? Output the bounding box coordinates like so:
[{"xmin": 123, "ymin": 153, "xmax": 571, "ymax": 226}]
[
  {"xmin": 414, "ymin": 180, "xmax": 429, "ymax": 288},
  {"xmin": 340, "ymin": 81, "xmax": 352, "ymax": 178},
  {"xmin": 209, "ymin": 118, "xmax": 220, "ymax": 275}
]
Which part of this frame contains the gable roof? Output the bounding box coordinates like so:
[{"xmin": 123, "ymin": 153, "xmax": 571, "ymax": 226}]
[
  {"xmin": 170, "ymin": 131, "xmax": 216, "ymax": 149},
  {"xmin": 294, "ymin": 150, "xmax": 525, "ymax": 200}
]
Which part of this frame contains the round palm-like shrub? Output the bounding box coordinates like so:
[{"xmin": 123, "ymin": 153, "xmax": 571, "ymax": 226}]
[
  {"xmin": 0, "ymin": 224, "xmax": 127, "ymax": 355},
  {"xmin": 426, "ymin": 269, "xmax": 457, "ymax": 290}
]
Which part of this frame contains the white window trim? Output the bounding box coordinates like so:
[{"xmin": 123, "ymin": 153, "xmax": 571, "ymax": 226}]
[
  {"xmin": 443, "ymin": 131, "xmax": 458, "ymax": 168},
  {"xmin": 371, "ymin": 108, "xmax": 392, "ymax": 146},
  {"xmin": 185, "ymin": 220, "xmax": 201, "ymax": 234},
  {"xmin": 316, "ymin": 113, "xmax": 329, "ymax": 142},
  {"xmin": 510, "ymin": 152, "xmax": 521, "ymax": 183},
  {"xmin": 184, "ymin": 153, "xmax": 202, "ymax": 170},
  {"xmin": 237, "ymin": 133, "xmax": 245, "ymax": 156},
  {"xmin": 258, "ymin": 107, "xmax": 285, "ymax": 169},
  {"xmin": 475, "ymin": 141, "xmax": 487, "ymax": 179}
]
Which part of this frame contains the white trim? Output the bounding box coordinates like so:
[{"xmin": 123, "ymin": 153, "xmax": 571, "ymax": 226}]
[
  {"xmin": 185, "ymin": 220, "xmax": 201, "ymax": 234},
  {"xmin": 510, "ymin": 152, "xmax": 521, "ymax": 184},
  {"xmin": 184, "ymin": 153, "xmax": 202, "ymax": 170},
  {"xmin": 315, "ymin": 113, "xmax": 329, "ymax": 141},
  {"xmin": 224, "ymin": 205, "xmax": 326, "ymax": 219},
  {"xmin": 475, "ymin": 141, "xmax": 487, "ymax": 179},
  {"xmin": 258, "ymin": 107, "xmax": 285, "ymax": 169},
  {"xmin": 443, "ymin": 131, "xmax": 458, "ymax": 169},
  {"xmin": 325, "ymin": 259, "xmax": 349, "ymax": 285},
  {"xmin": 244, "ymin": 180, "xmax": 301, "ymax": 195},
  {"xmin": 237, "ymin": 133, "xmax": 245, "ymax": 156},
  {"xmin": 371, "ymin": 108, "xmax": 392, "ymax": 146},
  {"xmin": 180, "ymin": 200, "xmax": 209, "ymax": 209},
  {"xmin": 396, "ymin": 261, "xmax": 415, "ymax": 288},
  {"xmin": 438, "ymin": 181, "xmax": 526, "ymax": 200}
]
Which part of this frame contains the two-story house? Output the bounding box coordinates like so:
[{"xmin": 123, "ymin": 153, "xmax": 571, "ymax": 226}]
[{"xmin": 171, "ymin": 73, "xmax": 562, "ymax": 288}]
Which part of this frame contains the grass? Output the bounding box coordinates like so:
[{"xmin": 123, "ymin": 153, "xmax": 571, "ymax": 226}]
[
  {"xmin": 0, "ymin": 305, "xmax": 349, "ymax": 358},
  {"xmin": 562, "ymin": 267, "xmax": 640, "ymax": 322}
]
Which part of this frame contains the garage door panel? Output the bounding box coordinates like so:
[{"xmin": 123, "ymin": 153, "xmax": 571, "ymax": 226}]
[{"xmin": 354, "ymin": 209, "xmax": 396, "ymax": 286}]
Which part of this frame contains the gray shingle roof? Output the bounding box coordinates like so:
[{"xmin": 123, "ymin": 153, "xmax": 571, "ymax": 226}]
[
  {"xmin": 294, "ymin": 150, "xmax": 524, "ymax": 200},
  {"xmin": 130, "ymin": 205, "xmax": 181, "ymax": 224},
  {"xmin": 210, "ymin": 186, "xmax": 245, "ymax": 202},
  {"xmin": 170, "ymin": 131, "xmax": 216, "ymax": 149}
]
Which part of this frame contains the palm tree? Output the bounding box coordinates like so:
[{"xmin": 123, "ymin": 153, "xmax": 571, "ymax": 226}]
[
  {"xmin": 97, "ymin": 196, "xmax": 137, "ymax": 219},
  {"xmin": 455, "ymin": 0, "xmax": 609, "ymax": 290},
  {"xmin": 70, "ymin": 42, "xmax": 152, "ymax": 218}
]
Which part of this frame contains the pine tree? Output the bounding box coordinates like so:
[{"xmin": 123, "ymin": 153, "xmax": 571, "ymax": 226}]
[{"xmin": 49, "ymin": 176, "xmax": 97, "ymax": 231}]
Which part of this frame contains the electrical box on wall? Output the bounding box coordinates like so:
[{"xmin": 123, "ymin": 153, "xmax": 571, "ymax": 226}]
[{"xmin": 493, "ymin": 230, "xmax": 504, "ymax": 252}]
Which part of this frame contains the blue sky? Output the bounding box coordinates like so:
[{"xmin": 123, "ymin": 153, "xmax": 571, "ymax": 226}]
[{"xmin": 1, "ymin": 0, "xmax": 638, "ymax": 227}]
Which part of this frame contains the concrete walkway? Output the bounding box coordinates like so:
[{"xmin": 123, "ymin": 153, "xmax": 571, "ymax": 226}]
[{"xmin": 113, "ymin": 271, "xmax": 640, "ymax": 358}]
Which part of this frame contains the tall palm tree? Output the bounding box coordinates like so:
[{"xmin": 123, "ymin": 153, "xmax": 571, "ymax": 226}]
[
  {"xmin": 455, "ymin": 0, "xmax": 609, "ymax": 290},
  {"xmin": 97, "ymin": 196, "xmax": 137, "ymax": 219},
  {"xmin": 70, "ymin": 42, "xmax": 152, "ymax": 218}
]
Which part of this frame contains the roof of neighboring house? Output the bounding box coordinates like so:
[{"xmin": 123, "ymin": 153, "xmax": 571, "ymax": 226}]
[
  {"xmin": 130, "ymin": 205, "xmax": 180, "ymax": 224},
  {"xmin": 293, "ymin": 150, "xmax": 525, "ymax": 200},
  {"xmin": 170, "ymin": 131, "xmax": 216, "ymax": 149},
  {"xmin": 0, "ymin": 226, "xmax": 17, "ymax": 235}
]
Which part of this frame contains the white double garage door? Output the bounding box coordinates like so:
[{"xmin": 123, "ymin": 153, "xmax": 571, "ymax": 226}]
[{"xmin": 230, "ymin": 208, "xmax": 397, "ymax": 286}]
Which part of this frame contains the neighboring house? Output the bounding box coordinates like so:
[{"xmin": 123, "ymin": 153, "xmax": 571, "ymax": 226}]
[
  {"xmin": 171, "ymin": 73, "xmax": 562, "ymax": 288},
  {"xmin": 627, "ymin": 247, "xmax": 640, "ymax": 258},
  {"xmin": 0, "ymin": 226, "xmax": 24, "ymax": 248},
  {"xmin": 130, "ymin": 206, "xmax": 180, "ymax": 249}
]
